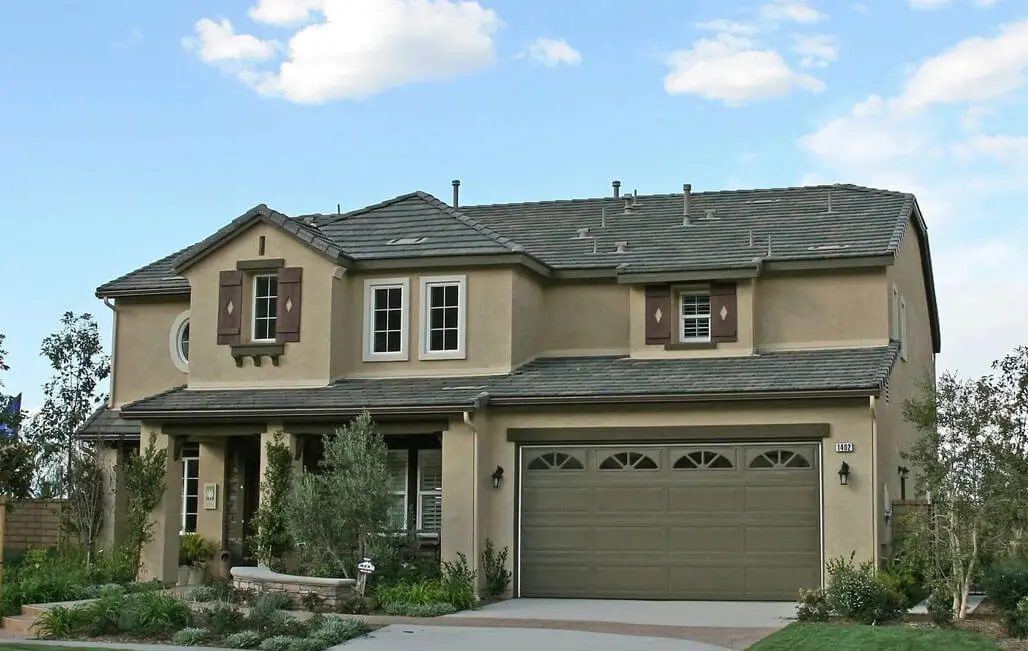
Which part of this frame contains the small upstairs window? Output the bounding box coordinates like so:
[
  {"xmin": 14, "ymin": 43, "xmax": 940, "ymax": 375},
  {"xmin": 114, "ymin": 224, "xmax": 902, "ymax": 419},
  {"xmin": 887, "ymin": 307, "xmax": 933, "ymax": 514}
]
[
  {"xmin": 364, "ymin": 278, "xmax": 409, "ymax": 361},
  {"xmin": 252, "ymin": 275, "xmax": 278, "ymax": 342},
  {"xmin": 680, "ymin": 292, "xmax": 711, "ymax": 342},
  {"xmin": 420, "ymin": 275, "xmax": 466, "ymax": 360}
]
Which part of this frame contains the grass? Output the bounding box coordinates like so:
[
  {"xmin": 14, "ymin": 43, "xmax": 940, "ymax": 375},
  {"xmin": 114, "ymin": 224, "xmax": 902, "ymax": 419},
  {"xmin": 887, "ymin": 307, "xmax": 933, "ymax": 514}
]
[{"xmin": 749, "ymin": 622, "xmax": 1004, "ymax": 650}]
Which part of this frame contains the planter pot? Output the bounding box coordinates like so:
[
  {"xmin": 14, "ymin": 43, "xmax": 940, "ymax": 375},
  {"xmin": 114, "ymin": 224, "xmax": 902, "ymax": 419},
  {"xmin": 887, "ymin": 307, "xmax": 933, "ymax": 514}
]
[
  {"xmin": 177, "ymin": 565, "xmax": 190, "ymax": 587},
  {"xmin": 187, "ymin": 564, "xmax": 205, "ymax": 586}
]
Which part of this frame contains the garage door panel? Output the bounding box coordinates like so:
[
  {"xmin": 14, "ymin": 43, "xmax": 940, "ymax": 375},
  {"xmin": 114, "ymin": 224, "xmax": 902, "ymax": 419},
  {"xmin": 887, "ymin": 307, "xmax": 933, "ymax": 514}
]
[{"xmin": 520, "ymin": 443, "xmax": 820, "ymax": 600}]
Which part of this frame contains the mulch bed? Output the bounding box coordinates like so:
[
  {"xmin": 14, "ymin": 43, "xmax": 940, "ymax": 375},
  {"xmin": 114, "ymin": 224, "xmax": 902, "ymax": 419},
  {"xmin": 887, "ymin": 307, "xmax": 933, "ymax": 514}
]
[{"xmin": 905, "ymin": 600, "xmax": 1028, "ymax": 650}]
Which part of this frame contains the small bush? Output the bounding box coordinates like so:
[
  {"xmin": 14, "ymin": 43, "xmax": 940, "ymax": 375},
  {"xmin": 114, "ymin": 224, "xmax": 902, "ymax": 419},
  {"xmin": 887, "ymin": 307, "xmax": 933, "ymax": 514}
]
[
  {"xmin": 246, "ymin": 604, "xmax": 290, "ymax": 636},
  {"xmin": 187, "ymin": 585, "xmax": 218, "ymax": 603},
  {"xmin": 179, "ymin": 534, "xmax": 217, "ymax": 567},
  {"xmin": 481, "ymin": 540, "xmax": 511, "ymax": 598},
  {"xmin": 259, "ymin": 635, "xmax": 300, "ymax": 651},
  {"xmin": 1004, "ymin": 597, "xmax": 1028, "ymax": 638},
  {"xmin": 126, "ymin": 579, "xmax": 165, "ymax": 593},
  {"xmin": 825, "ymin": 555, "xmax": 904, "ymax": 624},
  {"xmin": 225, "ymin": 630, "xmax": 263, "ymax": 649},
  {"xmin": 254, "ymin": 591, "xmax": 294, "ymax": 611},
  {"xmin": 382, "ymin": 601, "xmax": 456, "ymax": 617},
  {"xmin": 33, "ymin": 606, "xmax": 82, "ymax": 639},
  {"xmin": 440, "ymin": 553, "xmax": 476, "ymax": 611},
  {"xmin": 985, "ymin": 558, "xmax": 1028, "ymax": 613},
  {"xmin": 98, "ymin": 583, "xmax": 127, "ymax": 598},
  {"xmin": 122, "ymin": 590, "xmax": 192, "ymax": 636},
  {"xmin": 312, "ymin": 617, "xmax": 367, "ymax": 645},
  {"xmin": 795, "ymin": 588, "xmax": 830, "ymax": 622},
  {"xmin": 337, "ymin": 595, "xmax": 371, "ymax": 614},
  {"xmin": 196, "ymin": 602, "xmax": 245, "ymax": 635},
  {"xmin": 172, "ymin": 627, "xmax": 210, "ymax": 646},
  {"xmin": 927, "ymin": 586, "xmax": 954, "ymax": 627},
  {"xmin": 878, "ymin": 568, "xmax": 926, "ymax": 610},
  {"xmin": 300, "ymin": 590, "xmax": 326, "ymax": 613}
]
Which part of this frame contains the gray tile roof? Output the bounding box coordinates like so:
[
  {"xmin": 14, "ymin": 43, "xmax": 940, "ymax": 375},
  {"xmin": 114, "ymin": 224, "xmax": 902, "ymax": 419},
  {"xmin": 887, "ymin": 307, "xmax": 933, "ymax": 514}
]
[
  {"xmin": 77, "ymin": 407, "xmax": 141, "ymax": 440},
  {"xmin": 120, "ymin": 346, "xmax": 898, "ymax": 420},
  {"xmin": 95, "ymin": 184, "xmax": 918, "ymax": 296}
]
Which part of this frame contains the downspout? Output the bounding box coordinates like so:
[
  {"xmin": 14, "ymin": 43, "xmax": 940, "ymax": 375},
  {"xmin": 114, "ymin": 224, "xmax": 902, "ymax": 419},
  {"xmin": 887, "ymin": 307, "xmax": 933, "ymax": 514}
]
[
  {"xmin": 870, "ymin": 395, "xmax": 879, "ymax": 569},
  {"xmin": 102, "ymin": 298, "xmax": 117, "ymax": 408},
  {"xmin": 462, "ymin": 409, "xmax": 479, "ymax": 582}
]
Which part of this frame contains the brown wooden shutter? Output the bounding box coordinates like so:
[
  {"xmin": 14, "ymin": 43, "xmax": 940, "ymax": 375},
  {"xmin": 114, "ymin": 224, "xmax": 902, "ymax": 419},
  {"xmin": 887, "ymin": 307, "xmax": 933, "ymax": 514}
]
[
  {"xmin": 710, "ymin": 283, "xmax": 738, "ymax": 343},
  {"xmin": 276, "ymin": 267, "xmax": 302, "ymax": 343},
  {"xmin": 217, "ymin": 270, "xmax": 243, "ymax": 346},
  {"xmin": 645, "ymin": 285, "xmax": 672, "ymax": 345}
]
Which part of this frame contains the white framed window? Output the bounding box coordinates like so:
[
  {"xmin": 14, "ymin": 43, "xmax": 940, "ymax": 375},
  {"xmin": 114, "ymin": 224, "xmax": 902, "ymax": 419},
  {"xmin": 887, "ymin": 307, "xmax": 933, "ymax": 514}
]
[
  {"xmin": 386, "ymin": 450, "xmax": 409, "ymax": 530},
  {"xmin": 679, "ymin": 292, "xmax": 711, "ymax": 342},
  {"xmin": 252, "ymin": 275, "xmax": 278, "ymax": 342},
  {"xmin": 417, "ymin": 449, "xmax": 442, "ymax": 532},
  {"xmin": 419, "ymin": 275, "xmax": 466, "ymax": 360},
  {"xmin": 891, "ymin": 284, "xmax": 901, "ymax": 341},
  {"xmin": 363, "ymin": 278, "xmax": 409, "ymax": 361},
  {"xmin": 169, "ymin": 310, "xmax": 190, "ymax": 373},
  {"xmin": 181, "ymin": 443, "xmax": 199, "ymax": 534},
  {"xmin": 900, "ymin": 297, "xmax": 909, "ymax": 362}
]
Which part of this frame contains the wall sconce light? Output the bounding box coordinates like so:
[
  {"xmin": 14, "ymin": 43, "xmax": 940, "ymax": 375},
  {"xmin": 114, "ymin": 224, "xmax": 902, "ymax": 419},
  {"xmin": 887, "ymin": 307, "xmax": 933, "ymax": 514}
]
[
  {"xmin": 491, "ymin": 466, "xmax": 504, "ymax": 489},
  {"xmin": 838, "ymin": 462, "xmax": 851, "ymax": 486},
  {"xmin": 898, "ymin": 466, "xmax": 909, "ymax": 501}
]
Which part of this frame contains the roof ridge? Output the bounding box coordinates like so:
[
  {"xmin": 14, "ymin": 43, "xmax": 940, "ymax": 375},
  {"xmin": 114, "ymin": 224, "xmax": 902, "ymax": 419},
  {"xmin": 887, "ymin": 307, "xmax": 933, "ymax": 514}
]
[
  {"xmin": 887, "ymin": 194, "xmax": 916, "ymax": 255},
  {"xmin": 319, "ymin": 191, "xmax": 424, "ymax": 224},
  {"xmin": 410, "ymin": 191, "xmax": 529, "ymax": 253}
]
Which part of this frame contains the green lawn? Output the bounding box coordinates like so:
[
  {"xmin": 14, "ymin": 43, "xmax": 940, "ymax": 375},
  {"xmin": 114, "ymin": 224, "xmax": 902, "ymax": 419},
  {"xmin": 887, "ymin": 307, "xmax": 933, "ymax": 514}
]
[{"xmin": 749, "ymin": 623, "xmax": 1003, "ymax": 650}]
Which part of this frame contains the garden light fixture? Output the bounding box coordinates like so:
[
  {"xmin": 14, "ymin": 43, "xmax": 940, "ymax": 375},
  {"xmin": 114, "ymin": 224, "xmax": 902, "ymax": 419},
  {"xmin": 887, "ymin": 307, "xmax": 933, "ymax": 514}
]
[{"xmin": 838, "ymin": 462, "xmax": 850, "ymax": 486}]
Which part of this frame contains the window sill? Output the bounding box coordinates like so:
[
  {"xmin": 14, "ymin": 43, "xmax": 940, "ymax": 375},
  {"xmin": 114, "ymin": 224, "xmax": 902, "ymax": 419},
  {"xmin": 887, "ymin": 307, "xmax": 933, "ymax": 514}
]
[
  {"xmin": 419, "ymin": 350, "xmax": 466, "ymax": 361},
  {"xmin": 231, "ymin": 343, "xmax": 284, "ymax": 367},
  {"xmin": 664, "ymin": 341, "xmax": 717, "ymax": 351}
]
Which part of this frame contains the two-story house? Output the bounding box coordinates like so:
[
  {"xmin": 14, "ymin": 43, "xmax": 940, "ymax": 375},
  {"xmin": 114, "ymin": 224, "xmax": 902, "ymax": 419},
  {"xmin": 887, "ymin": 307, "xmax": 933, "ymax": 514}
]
[{"xmin": 81, "ymin": 182, "xmax": 939, "ymax": 601}]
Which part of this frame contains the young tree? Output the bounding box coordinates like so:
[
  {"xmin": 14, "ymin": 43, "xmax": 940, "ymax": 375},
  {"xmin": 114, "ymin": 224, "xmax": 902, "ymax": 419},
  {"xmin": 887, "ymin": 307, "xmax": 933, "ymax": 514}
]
[
  {"xmin": 252, "ymin": 433, "xmax": 294, "ymax": 570},
  {"xmin": 286, "ymin": 411, "xmax": 391, "ymax": 578},
  {"xmin": 0, "ymin": 332, "xmax": 39, "ymax": 500},
  {"xmin": 65, "ymin": 443, "xmax": 109, "ymax": 564},
  {"xmin": 29, "ymin": 313, "xmax": 110, "ymax": 494},
  {"xmin": 904, "ymin": 348, "xmax": 1028, "ymax": 619},
  {"xmin": 123, "ymin": 436, "xmax": 167, "ymax": 577}
]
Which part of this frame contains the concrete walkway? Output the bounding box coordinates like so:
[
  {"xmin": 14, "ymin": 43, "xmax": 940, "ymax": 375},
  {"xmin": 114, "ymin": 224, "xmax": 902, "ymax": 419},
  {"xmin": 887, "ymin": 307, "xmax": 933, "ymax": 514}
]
[{"xmin": 347, "ymin": 624, "xmax": 732, "ymax": 651}]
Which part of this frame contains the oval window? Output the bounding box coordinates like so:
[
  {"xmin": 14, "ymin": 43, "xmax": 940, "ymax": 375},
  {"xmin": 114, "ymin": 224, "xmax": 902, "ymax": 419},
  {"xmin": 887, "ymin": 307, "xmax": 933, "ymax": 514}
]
[{"xmin": 169, "ymin": 311, "xmax": 190, "ymax": 373}]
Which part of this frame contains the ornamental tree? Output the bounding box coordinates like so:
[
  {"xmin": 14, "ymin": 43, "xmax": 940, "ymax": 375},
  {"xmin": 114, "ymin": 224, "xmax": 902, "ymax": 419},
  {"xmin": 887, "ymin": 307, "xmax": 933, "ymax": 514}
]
[{"xmin": 0, "ymin": 332, "xmax": 39, "ymax": 500}]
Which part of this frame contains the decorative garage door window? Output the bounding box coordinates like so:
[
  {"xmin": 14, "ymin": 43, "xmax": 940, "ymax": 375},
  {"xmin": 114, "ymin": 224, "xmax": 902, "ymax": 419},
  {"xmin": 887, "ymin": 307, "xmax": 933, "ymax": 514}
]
[
  {"xmin": 673, "ymin": 450, "xmax": 734, "ymax": 470},
  {"xmin": 749, "ymin": 449, "xmax": 812, "ymax": 469},
  {"xmin": 527, "ymin": 451, "xmax": 585, "ymax": 471},
  {"xmin": 598, "ymin": 451, "xmax": 659, "ymax": 471}
]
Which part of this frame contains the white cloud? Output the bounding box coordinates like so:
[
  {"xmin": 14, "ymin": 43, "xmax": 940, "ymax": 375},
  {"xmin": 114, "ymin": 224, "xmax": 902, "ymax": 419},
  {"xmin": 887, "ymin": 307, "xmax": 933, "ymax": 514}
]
[
  {"xmin": 908, "ymin": 0, "xmax": 952, "ymax": 8},
  {"xmin": 793, "ymin": 34, "xmax": 837, "ymax": 67},
  {"xmin": 183, "ymin": 18, "xmax": 278, "ymax": 63},
  {"xmin": 961, "ymin": 105, "xmax": 993, "ymax": 131},
  {"xmin": 761, "ymin": 1, "xmax": 827, "ymax": 23},
  {"xmin": 955, "ymin": 134, "xmax": 1028, "ymax": 160},
  {"xmin": 694, "ymin": 19, "xmax": 760, "ymax": 35},
  {"xmin": 249, "ymin": 0, "xmax": 325, "ymax": 25},
  {"xmin": 897, "ymin": 18, "xmax": 1028, "ymax": 111},
  {"xmin": 526, "ymin": 38, "xmax": 581, "ymax": 67},
  {"xmin": 664, "ymin": 35, "xmax": 824, "ymax": 105}
]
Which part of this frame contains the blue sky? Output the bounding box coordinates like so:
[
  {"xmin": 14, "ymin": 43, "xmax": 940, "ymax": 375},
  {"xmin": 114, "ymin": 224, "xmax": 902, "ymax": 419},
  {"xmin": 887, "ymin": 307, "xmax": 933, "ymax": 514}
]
[{"xmin": 3, "ymin": 0, "xmax": 1028, "ymax": 409}]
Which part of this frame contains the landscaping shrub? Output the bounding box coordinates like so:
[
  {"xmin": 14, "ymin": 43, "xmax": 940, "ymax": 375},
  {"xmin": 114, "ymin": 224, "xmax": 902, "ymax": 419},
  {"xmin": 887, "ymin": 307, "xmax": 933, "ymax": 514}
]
[
  {"xmin": 0, "ymin": 547, "xmax": 137, "ymax": 616},
  {"xmin": 481, "ymin": 539, "xmax": 511, "ymax": 598},
  {"xmin": 171, "ymin": 627, "xmax": 210, "ymax": 646},
  {"xmin": 187, "ymin": 585, "xmax": 218, "ymax": 603},
  {"xmin": 33, "ymin": 606, "xmax": 83, "ymax": 639},
  {"xmin": 259, "ymin": 635, "xmax": 301, "ymax": 651},
  {"xmin": 246, "ymin": 603, "xmax": 290, "ymax": 637},
  {"xmin": 201, "ymin": 578, "xmax": 240, "ymax": 603},
  {"xmin": 253, "ymin": 591, "xmax": 294, "ymax": 611},
  {"xmin": 337, "ymin": 595, "xmax": 372, "ymax": 614},
  {"xmin": 366, "ymin": 530, "xmax": 440, "ymax": 589},
  {"xmin": 311, "ymin": 617, "xmax": 366, "ymax": 646},
  {"xmin": 98, "ymin": 583, "xmax": 127, "ymax": 598},
  {"xmin": 382, "ymin": 601, "xmax": 457, "ymax": 617},
  {"xmin": 927, "ymin": 585, "xmax": 955, "ymax": 627},
  {"xmin": 225, "ymin": 631, "xmax": 263, "ymax": 649},
  {"xmin": 440, "ymin": 552, "xmax": 476, "ymax": 611},
  {"xmin": 878, "ymin": 567, "xmax": 927, "ymax": 610},
  {"xmin": 196, "ymin": 602, "xmax": 245, "ymax": 635},
  {"xmin": 300, "ymin": 590, "xmax": 326, "ymax": 613},
  {"xmin": 984, "ymin": 558, "xmax": 1028, "ymax": 613},
  {"xmin": 1004, "ymin": 597, "xmax": 1028, "ymax": 638},
  {"xmin": 180, "ymin": 533, "xmax": 217, "ymax": 567},
  {"xmin": 795, "ymin": 588, "xmax": 831, "ymax": 622},
  {"xmin": 118, "ymin": 591, "xmax": 192, "ymax": 637},
  {"xmin": 825, "ymin": 555, "xmax": 905, "ymax": 624}
]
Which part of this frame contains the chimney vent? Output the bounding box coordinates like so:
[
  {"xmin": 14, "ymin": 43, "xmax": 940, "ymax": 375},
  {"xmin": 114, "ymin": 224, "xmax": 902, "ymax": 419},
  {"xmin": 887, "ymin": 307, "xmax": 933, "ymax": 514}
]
[
  {"xmin": 452, "ymin": 179, "xmax": 461, "ymax": 208},
  {"xmin": 614, "ymin": 241, "xmax": 628, "ymax": 254},
  {"xmin": 704, "ymin": 208, "xmax": 717, "ymax": 220},
  {"xmin": 612, "ymin": 180, "xmax": 621, "ymax": 199},
  {"xmin": 623, "ymin": 196, "xmax": 634, "ymax": 214},
  {"xmin": 575, "ymin": 227, "xmax": 591, "ymax": 239},
  {"xmin": 682, "ymin": 184, "xmax": 692, "ymax": 225}
]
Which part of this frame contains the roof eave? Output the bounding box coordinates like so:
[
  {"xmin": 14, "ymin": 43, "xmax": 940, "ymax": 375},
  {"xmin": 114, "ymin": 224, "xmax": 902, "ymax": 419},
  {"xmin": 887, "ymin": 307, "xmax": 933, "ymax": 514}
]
[
  {"xmin": 119, "ymin": 404, "xmax": 472, "ymax": 421},
  {"xmin": 908, "ymin": 199, "xmax": 942, "ymax": 354},
  {"xmin": 487, "ymin": 388, "xmax": 882, "ymax": 406}
]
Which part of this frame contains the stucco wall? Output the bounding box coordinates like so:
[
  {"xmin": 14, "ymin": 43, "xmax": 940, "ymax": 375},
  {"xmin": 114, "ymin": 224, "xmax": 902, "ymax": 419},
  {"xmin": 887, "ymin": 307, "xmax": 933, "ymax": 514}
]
[
  {"xmin": 184, "ymin": 223, "xmax": 343, "ymax": 388},
  {"xmin": 755, "ymin": 268, "xmax": 890, "ymax": 351},
  {"xmin": 111, "ymin": 297, "xmax": 189, "ymax": 407},
  {"xmin": 538, "ymin": 280, "xmax": 629, "ymax": 357}
]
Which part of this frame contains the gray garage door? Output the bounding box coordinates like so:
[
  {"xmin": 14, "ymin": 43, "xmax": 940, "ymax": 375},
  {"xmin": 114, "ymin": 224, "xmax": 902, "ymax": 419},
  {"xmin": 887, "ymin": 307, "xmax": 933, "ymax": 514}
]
[{"xmin": 519, "ymin": 444, "xmax": 821, "ymax": 600}]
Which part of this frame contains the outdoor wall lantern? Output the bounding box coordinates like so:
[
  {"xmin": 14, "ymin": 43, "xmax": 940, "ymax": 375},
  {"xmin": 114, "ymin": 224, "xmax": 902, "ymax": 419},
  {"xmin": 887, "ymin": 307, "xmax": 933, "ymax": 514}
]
[
  {"xmin": 491, "ymin": 465, "xmax": 504, "ymax": 489},
  {"xmin": 838, "ymin": 461, "xmax": 851, "ymax": 486}
]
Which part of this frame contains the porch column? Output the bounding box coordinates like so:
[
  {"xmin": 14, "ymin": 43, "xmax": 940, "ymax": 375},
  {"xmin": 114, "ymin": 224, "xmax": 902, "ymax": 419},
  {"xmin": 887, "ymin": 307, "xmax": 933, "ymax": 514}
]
[
  {"xmin": 138, "ymin": 427, "xmax": 182, "ymax": 583},
  {"xmin": 97, "ymin": 443, "xmax": 130, "ymax": 552},
  {"xmin": 196, "ymin": 440, "xmax": 228, "ymax": 552},
  {"xmin": 441, "ymin": 418, "xmax": 477, "ymax": 576},
  {"xmin": 258, "ymin": 423, "xmax": 301, "ymax": 501}
]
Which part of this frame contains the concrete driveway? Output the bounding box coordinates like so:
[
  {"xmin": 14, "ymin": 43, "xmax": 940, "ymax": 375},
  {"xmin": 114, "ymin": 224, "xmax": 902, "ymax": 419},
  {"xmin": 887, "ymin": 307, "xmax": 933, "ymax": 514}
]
[{"xmin": 348, "ymin": 599, "xmax": 794, "ymax": 650}]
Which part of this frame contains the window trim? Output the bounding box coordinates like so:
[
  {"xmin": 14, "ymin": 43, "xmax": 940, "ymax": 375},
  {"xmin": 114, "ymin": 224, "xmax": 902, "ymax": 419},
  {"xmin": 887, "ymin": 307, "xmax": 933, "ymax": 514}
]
[
  {"xmin": 180, "ymin": 444, "xmax": 199, "ymax": 535},
  {"xmin": 416, "ymin": 448, "xmax": 442, "ymax": 532},
  {"xmin": 419, "ymin": 275, "xmax": 467, "ymax": 360},
  {"xmin": 363, "ymin": 278, "xmax": 410, "ymax": 362},
  {"xmin": 678, "ymin": 290, "xmax": 712, "ymax": 343},
  {"xmin": 899, "ymin": 297, "xmax": 908, "ymax": 362},
  {"xmin": 251, "ymin": 274, "xmax": 278, "ymax": 343},
  {"xmin": 169, "ymin": 310, "xmax": 190, "ymax": 373}
]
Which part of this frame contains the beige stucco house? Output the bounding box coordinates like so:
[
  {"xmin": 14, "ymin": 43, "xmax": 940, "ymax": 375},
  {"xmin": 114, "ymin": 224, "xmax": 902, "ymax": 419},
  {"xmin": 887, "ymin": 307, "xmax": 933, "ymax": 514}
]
[{"xmin": 81, "ymin": 182, "xmax": 939, "ymax": 600}]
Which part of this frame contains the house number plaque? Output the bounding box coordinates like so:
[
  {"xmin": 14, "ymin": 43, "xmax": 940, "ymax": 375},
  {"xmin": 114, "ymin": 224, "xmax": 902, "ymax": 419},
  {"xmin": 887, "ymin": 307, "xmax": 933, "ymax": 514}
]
[
  {"xmin": 835, "ymin": 442, "xmax": 855, "ymax": 453},
  {"xmin": 203, "ymin": 483, "xmax": 219, "ymax": 510}
]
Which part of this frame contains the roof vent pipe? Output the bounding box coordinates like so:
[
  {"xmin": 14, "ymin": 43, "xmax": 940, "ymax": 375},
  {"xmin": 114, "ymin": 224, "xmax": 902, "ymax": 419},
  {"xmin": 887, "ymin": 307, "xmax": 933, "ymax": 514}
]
[
  {"xmin": 623, "ymin": 196, "xmax": 633, "ymax": 214},
  {"xmin": 614, "ymin": 241, "xmax": 628, "ymax": 253},
  {"xmin": 452, "ymin": 179, "xmax": 461, "ymax": 208},
  {"xmin": 682, "ymin": 184, "xmax": 692, "ymax": 225},
  {"xmin": 827, "ymin": 189, "xmax": 833, "ymax": 213},
  {"xmin": 612, "ymin": 180, "xmax": 621, "ymax": 199},
  {"xmin": 576, "ymin": 227, "xmax": 590, "ymax": 239}
]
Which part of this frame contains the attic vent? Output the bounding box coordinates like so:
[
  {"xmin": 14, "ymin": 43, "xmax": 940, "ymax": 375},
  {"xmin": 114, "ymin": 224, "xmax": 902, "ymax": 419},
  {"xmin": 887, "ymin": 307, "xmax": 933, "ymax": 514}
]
[
  {"xmin": 807, "ymin": 244, "xmax": 850, "ymax": 251},
  {"xmin": 614, "ymin": 241, "xmax": 628, "ymax": 254},
  {"xmin": 387, "ymin": 236, "xmax": 428, "ymax": 245},
  {"xmin": 574, "ymin": 227, "xmax": 591, "ymax": 239}
]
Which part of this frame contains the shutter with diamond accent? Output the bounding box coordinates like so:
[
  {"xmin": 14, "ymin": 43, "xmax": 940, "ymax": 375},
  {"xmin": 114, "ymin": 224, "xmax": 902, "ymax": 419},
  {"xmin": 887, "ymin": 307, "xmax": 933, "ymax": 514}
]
[
  {"xmin": 276, "ymin": 267, "xmax": 302, "ymax": 343},
  {"xmin": 645, "ymin": 285, "xmax": 671, "ymax": 345},
  {"xmin": 217, "ymin": 270, "xmax": 243, "ymax": 345},
  {"xmin": 710, "ymin": 282, "xmax": 738, "ymax": 343}
]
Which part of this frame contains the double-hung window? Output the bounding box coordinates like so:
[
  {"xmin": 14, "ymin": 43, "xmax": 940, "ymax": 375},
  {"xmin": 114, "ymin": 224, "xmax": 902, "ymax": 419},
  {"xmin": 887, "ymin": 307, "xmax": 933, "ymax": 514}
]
[
  {"xmin": 386, "ymin": 450, "xmax": 409, "ymax": 530},
  {"xmin": 384, "ymin": 448, "xmax": 442, "ymax": 535},
  {"xmin": 680, "ymin": 292, "xmax": 711, "ymax": 342},
  {"xmin": 417, "ymin": 449, "xmax": 442, "ymax": 532},
  {"xmin": 364, "ymin": 278, "xmax": 409, "ymax": 361},
  {"xmin": 420, "ymin": 275, "xmax": 466, "ymax": 359},
  {"xmin": 181, "ymin": 443, "xmax": 199, "ymax": 534},
  {"xmin": 252, "ymin": 275, "xmax": 278, "ymax": 342}
]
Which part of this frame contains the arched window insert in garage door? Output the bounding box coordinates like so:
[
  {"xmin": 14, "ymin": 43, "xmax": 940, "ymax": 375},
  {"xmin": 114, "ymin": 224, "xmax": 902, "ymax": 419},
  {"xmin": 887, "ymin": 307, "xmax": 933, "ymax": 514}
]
[
  {"xmin": 527, "ymin": 451, "xmax": 585, "ymax": 471},
  {"xmin": 673, "ymin": 450, "xmax": 734, "ymax": 470},
  {"xmin": 597, "ymin": 451, "xmax": 659, "ymax": 470},
  {"xmin": 748, "ymin": 448, "xmax": 813, "ymax": 469}
]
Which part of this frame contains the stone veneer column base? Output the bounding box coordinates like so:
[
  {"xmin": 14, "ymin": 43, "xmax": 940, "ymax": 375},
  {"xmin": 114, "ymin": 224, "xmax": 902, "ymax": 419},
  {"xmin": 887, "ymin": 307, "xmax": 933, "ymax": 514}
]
[{"xmin": 230, "ymin": 566, "xmax": 356, "ymax": 609}]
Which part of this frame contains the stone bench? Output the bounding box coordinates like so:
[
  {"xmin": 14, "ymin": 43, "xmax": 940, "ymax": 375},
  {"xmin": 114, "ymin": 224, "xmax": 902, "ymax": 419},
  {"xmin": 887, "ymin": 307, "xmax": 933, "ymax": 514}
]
[{"xmin": 230, "ymin": 566, "xmax": 356, "ymax": 609}]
